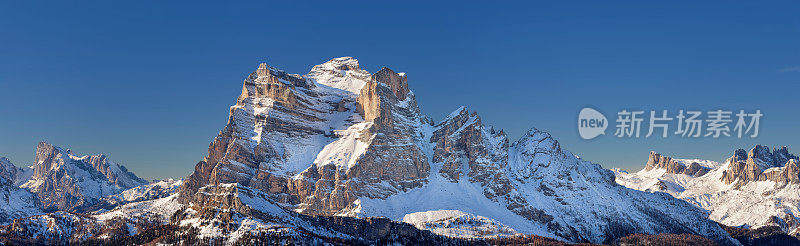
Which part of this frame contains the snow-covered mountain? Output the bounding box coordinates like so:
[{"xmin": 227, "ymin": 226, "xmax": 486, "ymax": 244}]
[
  {"xmin": 402, "ymin": 210, "xmax": 518, "ymax": 238},
  {"xmin": 1, "ymin": 57, "xmax": 761, "ymax": 245},
  {"xmin": 0, "ymin": 142, "xmax": 150, "ymax": 224},
  {"xmin": 177, "ymin": 57, "xmax": 737, "ymax": 245},
  {"xmin": 19, "ymin": 142, "xmax": 149, "ymax": 212},
  {"xmin": 615, "ymin": 147, "xmax": 800, "ymax": 236}
]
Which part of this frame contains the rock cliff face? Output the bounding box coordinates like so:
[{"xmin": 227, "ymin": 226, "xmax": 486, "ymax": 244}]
[
  {"xmin": 179, "ymin": 58, "xmax": 431, "ymax": 217},
  {"xmin": 177, "ymin": 57, "xmax": 737, "ymax": 245},
  {"xmin": 179, "ymin": 61, "xmax": 332, "ymax": 206},
  {"xmin": 19, "ymin": 142, "xmax": 147, "ymax": 212},
  {"xmin": 721, "ymin": 145, "xmax": 800, "ymax": 186},
  {"xmin": 290, "ymin": 66, "xmax": 431, "ymax": 215},
  {"xmin": 646, "ymin": 152, "xmax": 711, "ymax": 177}
]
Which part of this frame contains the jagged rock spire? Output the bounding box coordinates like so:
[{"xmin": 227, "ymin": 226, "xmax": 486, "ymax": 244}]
[
  {"xmin": 256, "ymin": 63, "xmax": 268, "ymax": 78},
  {"xmin": 721, "ymin": 145, "xmax": 800, "ymax": 186},
  {"xmin": 645, "ymin": 152, "xmax": 711, "ymax": 177}
]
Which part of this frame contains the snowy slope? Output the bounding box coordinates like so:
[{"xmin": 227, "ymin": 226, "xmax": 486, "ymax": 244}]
[
  {"xmin": 101, "ymin": 179, "xmax": 182, "ymax": 205},
  {"xmin": 402, "ymin": 210, "xmax": 518, "ymax": 238},
  {"xmin": 84, "ymin": 179, "xmax": 184, "ymax": 214},
  {"xmin": 306, "ymin": 56, "xmax": 370, "ymax": 95}
]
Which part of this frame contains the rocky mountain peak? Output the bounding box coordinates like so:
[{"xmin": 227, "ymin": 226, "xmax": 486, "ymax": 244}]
[
  {"xmin": 355, "ymin": 66, "xmax": 417, "ymax": 131},
  {"xmin": 434, "ymin": 106, "xmax": 489, "ymax": 131},
  {"xmin": 34, "ymin": 141, "xmax": 61, "ymax": 166},
  {"xmin": 645, "ymin": 152, "xmax": 710, "ymax": 177},
  {"xmin": 722, "ymin": 145, "xmax": 800, "ymax": 186},
  {"xmin": 322, "ymin": 56, "xmax": 361, "ymax": 71},
  {"xmin": 510, "ymin": 128, "xmax": 564, "ymax": 178},
  {"xmin": 307, "ymin": 57, "xmax": 370, "ymax": 95},
  {"xmin": 21, "ymin": 142, "xmax": 147, "ymax": 211},
  {"xmin": 256, "ymin": 62, "xmax": 269, "ymax": 78},
  {"xmin": 238, "ymin": 63, "xmax": 314, "ymax": 112},
  {"xmin": 749, "ymin": 145, "xmax": 776, "ymax": 167},
  {"xmin": 740, "ymin": 145, "xmax": 797, "ymax": 169},
  {"xmin": 431, "ymin": 106, "xmax": 493, "ymax": 182},
  {"xmin": 372, "ymin": 67, "xmax": 410, "ymax": 100},
  {"xmin": 513, "ymin": 128, "xmax": 561, "ymax": 158},
  {"xmin": 731, "ymin": 148, "xmax": 748, "ymax": 163},
  {"xmin": 434, "ymin": 106, "xmax": 474, "ymax": 129},
  {"xmin": 772, "ymin": 146, "xmax": 797, "ymax": 165}
]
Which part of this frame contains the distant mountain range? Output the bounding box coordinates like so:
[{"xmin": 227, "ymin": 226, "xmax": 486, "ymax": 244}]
[
  {"xmin": 2, "ymin": 57, "xmax": 797, "ymax": 245},
  {"xmin": 615, "ymin": 146, "xmax": 800, "ymax": 242}
]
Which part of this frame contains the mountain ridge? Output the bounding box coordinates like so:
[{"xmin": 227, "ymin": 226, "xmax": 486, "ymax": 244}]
[{"xmin": 175, "ymin": 57, "xmax": 737, "ymax": 245}]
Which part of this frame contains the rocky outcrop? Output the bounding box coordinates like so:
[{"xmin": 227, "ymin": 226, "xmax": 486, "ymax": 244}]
[
  {"xmin": 179, "ymin": 61, "xmax": 335, "ymax": 205},
  {"xmin": 290, "ymin": 66, "xmax": 430, "ymax": 215},
  {"xmin": 757, "ymin": 159, "xmax": 800, "ymax": 184},
  {"xmin": 189, "ymin": 184, "xmax": 279, "ymax": 220},
  {"xmin": 19, "ymin": 142, "xmax": 147, "ymax": 212},
  {"xmin": 645, "ymin": 152, "xmax": 711, "ymax": 177},
  {"xmin": 430, "ymin": 107, "xmax": 528, "ymax": 219},
  {"xmin": 355, "ymin": 67, "xmax": 412, "ymax": 130},
  {"xmin": 721, "ymin": 145, "xmax": 800, "ymax": 186}
]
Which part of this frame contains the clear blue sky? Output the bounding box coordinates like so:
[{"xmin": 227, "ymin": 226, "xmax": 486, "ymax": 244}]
[{"xmin": 2, "ymin": 1, "xmax": 799, "ymax": 180}]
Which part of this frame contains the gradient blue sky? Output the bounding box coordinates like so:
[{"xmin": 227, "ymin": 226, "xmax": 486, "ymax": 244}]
[{"xmin": 2, "ymin": 1, "xmax": 799, "ymax": 180}]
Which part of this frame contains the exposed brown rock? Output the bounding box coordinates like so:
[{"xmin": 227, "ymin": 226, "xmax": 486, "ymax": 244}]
[
  {"xmin": 179, "ymin": 63, "xmax": 330, "ymax": 204},
  {"xmin": 23, "ymin": 142, "xmax": 146, "ymax": 212},
  {"xmin": 645, "ymin": 152, "xmax": 710, "ymax": 177},
  {"xmin": 371, "ymin": 67, "xmax": 409, "ymax": 100},
  {"xmin": 180, "ymin": 60, "xmax": 430, "ymax": 217},
  {"xmin": 429, "ymin": 108, "xmax": 557, "ymax": 230},
  {"xmin": 721, "ymin": 145, "xmax": 800, "ymax": 186},
  {"xmin": 294, "ymin": 66, "xmax": 429, "ymax": 215}
]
